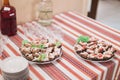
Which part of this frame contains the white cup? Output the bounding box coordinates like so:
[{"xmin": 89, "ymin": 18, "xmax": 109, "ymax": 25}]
[{"xmin": 0, "ymin": 56, "xmax": 29, "ymax": 80}]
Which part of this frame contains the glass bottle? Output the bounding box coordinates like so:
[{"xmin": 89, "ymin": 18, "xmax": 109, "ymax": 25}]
[
  {"xmin": 38, "ymin": 0, "xmax": 53, "ymax": 26},
  {"xmin": 0, "ymin": 0, "xmax": 17, "ymax": 36}
]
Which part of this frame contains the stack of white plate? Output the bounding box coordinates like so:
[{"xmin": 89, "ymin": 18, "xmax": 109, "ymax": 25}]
[{"xmin": 0, "ymin": 56, "xmax": 29, "ymax": 80}]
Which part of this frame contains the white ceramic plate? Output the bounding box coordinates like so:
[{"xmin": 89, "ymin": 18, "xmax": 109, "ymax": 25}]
[
  {"xmin": 73, "ymin": 43, "xmax": 114, "ymax": 62},
  {"xmin": 21, "ymin": 49, "xmax": 63, "ymax": 64},
  {"xmin": 1, "ymin": 56, "xmax": 28, "ymax": 74},
  {"xmin": 74, "ymin": 51, "xmax": 114, "ymax": 62}
]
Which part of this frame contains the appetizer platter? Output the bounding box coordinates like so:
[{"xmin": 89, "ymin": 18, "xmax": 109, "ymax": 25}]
[
  {"xmin": 74, "ymin": 36, "xmax": 116, "ymax": 62},
  {"xmin": 19, "ymin": 38, "xmax": 62, "ymax": 64}
]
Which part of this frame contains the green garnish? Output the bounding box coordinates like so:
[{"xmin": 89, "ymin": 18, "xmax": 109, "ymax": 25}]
[
  {"xmin": 41, "ymin": 54, "xmax": 46, "ymax": 61},
  {"xmin": 32, "ymin": 44, "xmax": 37, "ymax": 48},
  {"xmin": 31, "ymin": 44, "xmax": 45, "ymax": 49},
  {"xmin": 22, "ymin": 40, "xmax": 29, "ymax": 45},
  {"xmin": 55, "ymin": 41, "xmax": 61, "ymax": 47},
  {"xmin": 77, "ymin": 36, "xmax": 90, "ymax": 43},
  {"xmin": 38, "ymin": 55, "xmax": 41, "ymax": 61},
  {"xmin": 38, "ymin": 53, "xmax": 46, "ymax": 61},
  {"xmin": 38, "ymin": 44, "xmax": 45, "ymax": 49}
]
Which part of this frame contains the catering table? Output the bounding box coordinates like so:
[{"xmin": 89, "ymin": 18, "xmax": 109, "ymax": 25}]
[{"xmin": 0, "ymin": 11, "xmax": 120, "ymax": 80}]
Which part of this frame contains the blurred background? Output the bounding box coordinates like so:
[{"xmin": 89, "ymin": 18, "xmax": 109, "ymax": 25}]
[
  {"xmin": 0, "ymin": 0, "xmax": 120, "ymax": 30},
  {"xmin": 97, "ymin": 0, "xmax": 120, "ymax": 30},
  {"xmin": 0, "ymin": 0, "xmax": 88, "ymax": 23}
]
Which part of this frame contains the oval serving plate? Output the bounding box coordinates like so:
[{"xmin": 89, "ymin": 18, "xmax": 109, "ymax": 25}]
[
  {"xmin": 74, "ymin": 36, "xmax": 116, "ymax": 62},
  {"xmin": 74, "ymin": 50, "xmax": 114, "ymax": 62},
  {"xmin": 21, "ymin": 49, "xmax": 62, "ymax": 64},
  {"xmin": 19, "ymin": 39, "xmax": 62, "ymax": 64}
]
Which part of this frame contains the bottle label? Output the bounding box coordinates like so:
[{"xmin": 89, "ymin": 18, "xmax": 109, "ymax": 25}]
[
  {"xmin": 4, "ymin": 7, "xmax": 10, "ymax": 11},
  {"xmin": 10, "ymin": 13, "xmax": 15, "ymax": 16}
]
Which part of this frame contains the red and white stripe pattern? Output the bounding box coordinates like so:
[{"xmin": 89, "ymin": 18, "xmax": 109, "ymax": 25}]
[{"xmin": 0, "ymin": 11, "xmax": 120, "ymax": 80}]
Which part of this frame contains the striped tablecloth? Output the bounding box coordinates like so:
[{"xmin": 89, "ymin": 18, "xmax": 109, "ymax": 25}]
[{"xmin": 0, "ymin": 11, "xmax": 120, "ymax": 80}]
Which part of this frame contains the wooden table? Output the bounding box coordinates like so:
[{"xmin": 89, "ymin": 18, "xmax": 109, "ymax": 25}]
[{"xmin": 0, "ymin": 11, "xmax": 120, "ymax": 80}]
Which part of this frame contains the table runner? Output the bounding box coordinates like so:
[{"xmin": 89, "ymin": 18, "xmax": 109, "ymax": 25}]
[{"xmin": 0, "ymin": 11, "xmax": 120, "ymax": 80}]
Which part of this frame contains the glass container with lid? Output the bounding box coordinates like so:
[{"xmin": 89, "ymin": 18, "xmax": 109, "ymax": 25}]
[{"xmin": 38, "ymin": 0, "xmax": 53, "ymax": 26}]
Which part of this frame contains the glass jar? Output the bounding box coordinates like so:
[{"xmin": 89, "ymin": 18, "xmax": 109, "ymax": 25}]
[{"xmin": 38, "ymin": 0, "xmax": 53, "ymax": 26}]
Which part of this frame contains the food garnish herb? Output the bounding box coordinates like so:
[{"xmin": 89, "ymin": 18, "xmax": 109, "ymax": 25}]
[
  {"xmin": 32, "ymin": 44, "xmax": 37, "ymax": 48},
  {"xmin": 38, "ymin": 44, "xmax": 45, "ymax": 49},
  {"xmin": 22, "ymin": 40, "xmax": 29, "ymax": 45},
  {"xmin": 38, "ymin": 53, "xmax": 46, "ymax": 61},
  {"xmin": 41, "ymin": 53, "xmax": 46, "ymax": 60},
  {"xmin": 77, "ymin": 36, "xmax": 90, "ymax": 43},
  {"xmin": 55, "ymin": 41, "xmax": 61, "ymax": 47},
  {"xmin": 31, "ymin": 44, "xmax": 45, "ymax": 49}
]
